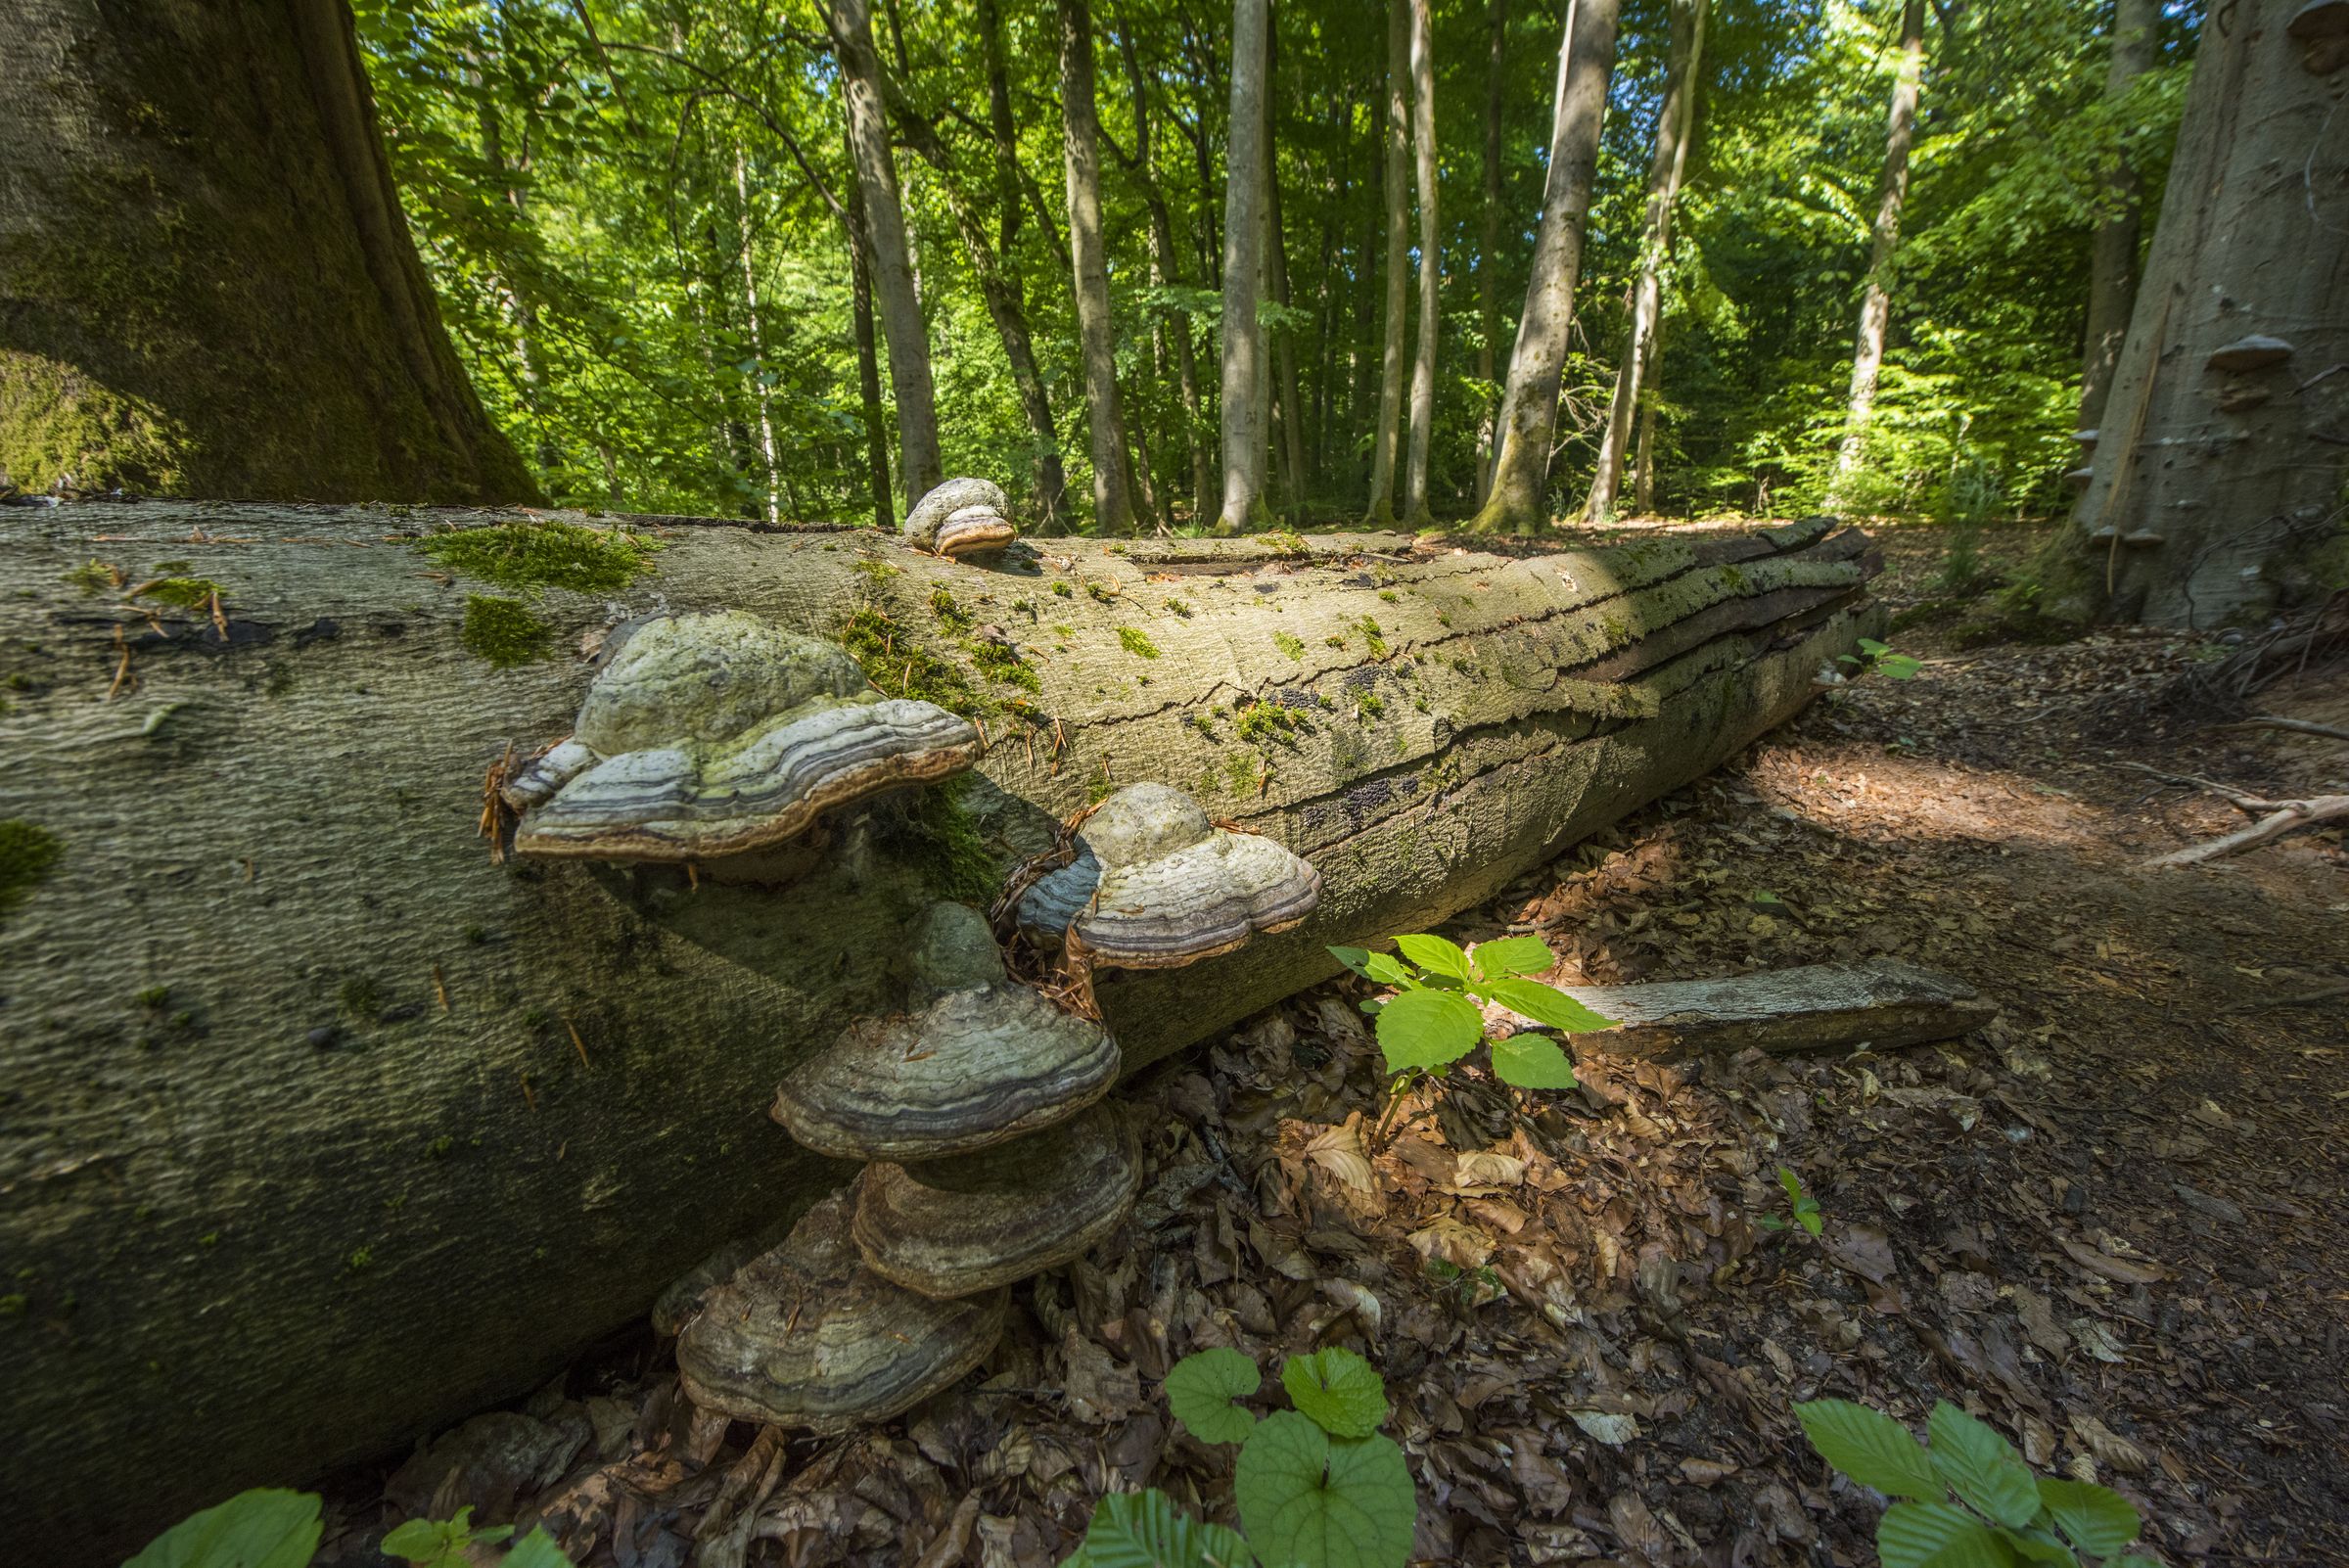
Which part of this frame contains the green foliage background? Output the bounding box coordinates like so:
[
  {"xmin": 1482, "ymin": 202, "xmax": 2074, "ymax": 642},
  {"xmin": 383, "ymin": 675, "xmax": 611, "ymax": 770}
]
[{"xmin": 354, "ymin": 0, "xmax": 2195, "ymax": 529}]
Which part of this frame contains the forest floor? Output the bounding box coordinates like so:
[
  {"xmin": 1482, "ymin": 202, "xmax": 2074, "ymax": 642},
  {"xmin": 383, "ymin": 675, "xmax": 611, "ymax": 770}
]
[{"xmin": 324, "ymin": 522, "xmax": 2349, "ymax": 1568}]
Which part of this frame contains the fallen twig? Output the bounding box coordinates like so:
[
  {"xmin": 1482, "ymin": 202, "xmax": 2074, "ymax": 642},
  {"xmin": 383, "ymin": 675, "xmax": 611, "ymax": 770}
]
[
  {"xmin": 2218, "ymin": 715, "xmax": 2349, "ymax": 743},
  {"xmin": 2143, "ymin": 795, "xmax": 2349, "ymax": 866}
]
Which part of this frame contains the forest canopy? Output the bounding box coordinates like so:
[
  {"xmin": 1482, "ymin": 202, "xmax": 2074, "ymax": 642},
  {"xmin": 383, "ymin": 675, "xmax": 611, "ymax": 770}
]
[{"xmin": 351, "ymin": 0, "xmax": 2198, "ymax": 531}]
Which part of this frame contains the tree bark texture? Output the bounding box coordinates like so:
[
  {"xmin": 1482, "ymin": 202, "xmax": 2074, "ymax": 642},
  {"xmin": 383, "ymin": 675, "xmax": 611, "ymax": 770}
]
[
  {"xmin": 0, "ymin": 499, "xmax": 1881, "ymax": 1561},
  {"xmin": 1470, "ymin": 0, "xmax": 1623, "ymax": 533},
  {"xmin": 1827, "ymin": 0, "xmax": 1925, "ymax": 496},
  {"xmin": 2077, "ymin": 0, "xmax": 2158, "ymax": 434},
  {"xmin": 1059, "ymin": 0, "xmax": 1139, "ymax": 535},
  {"xmin": 841, "ymin": 159, "xmax": 896, "ymax": 531},
  {"xmin": 2065, "ymin": 0, "xmax": 2349, "ymax": 627},
  {"xmin": 1587, "ymin": 0, "xmax": 1705, "ymax": 523},
  {"xmin": 828, "ymin": 0, "xmax": 942, "ymax": 500},
  {"xmin": 0, "ymin": 0, "xmax": 537, "ymax": 504},
  {"xmin": 1217, "ymin": 0, "xmax": 1273, "ymax": 532},
  {"xmin": 1402, "ymin": 0, "xmax": 1443, "ymax": 527},
  {"xmin": 1365, "ymin": 0, "xmax": 1413, "ymax": 525}
]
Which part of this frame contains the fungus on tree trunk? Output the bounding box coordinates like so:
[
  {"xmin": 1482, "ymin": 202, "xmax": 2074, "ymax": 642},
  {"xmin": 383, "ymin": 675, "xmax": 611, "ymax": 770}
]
[
  {"xmin": 501, "ymin": 612, "xmax": 981, "ymax": 863},
  {"xmin": 904, "ymin": 477, "xmax": 1020, "ymax": 560}
]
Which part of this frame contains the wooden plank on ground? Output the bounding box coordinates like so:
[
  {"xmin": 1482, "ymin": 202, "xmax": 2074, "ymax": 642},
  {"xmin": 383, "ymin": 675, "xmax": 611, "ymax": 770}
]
[{"xmin": 1562, "ymin": 960, "xmax": 1995, "ymax": 1057}]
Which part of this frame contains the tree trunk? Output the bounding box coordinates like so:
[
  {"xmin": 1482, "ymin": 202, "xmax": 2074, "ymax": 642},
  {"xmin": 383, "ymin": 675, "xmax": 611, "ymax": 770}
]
[
  {"xmin": 1266, "ymin": 55, "xmax": 1308, "ymax": 521},
  {"xmin": 842, "ymin": 158, "xmax": 896, "ymax": 531},
  {"xmin": 1468, "ymin": 0, "xmax": 1622, "ymax": 534},
  {"xmin": 1364, "ymin": 0, "xmax": 1413, "ymax": 525},
  {"xmin": 1059, "ymin": 0, "xmax": 1139, "ymax": 535},
  {"xmin": 1118, "ymin": 21, "xmax": 1216, "ymax": 523},
  {"xmin": 731, "ymin": 149, "xmax": 784, "ymax": 526},
  {"xmin": 1826, "ymin": 0, "xmax": 1925, "ymax": 499},
  {"xmin": 1634, "ymin": 386, "xmax": 1658, "ymax": 511},
  {"xmin": 827, "ymin": 0, "xmax": 942, "ymax": 500},
  {"xmin": 1475, "ymin": 0, "xmax": 1509, "ymax": 507},
  {"xmin": 0, "ymin": 0, "xmax": 536, "ymax": 503},
  {"xmin": 1216, "ymin": 0, "xmax": 1273, "ymax": 532},
  {"xmin": 0, "ymin": 499, "xmax": 1880, "ymax": 1565},
  {"xmin": 2063, "ymin": 0, "xmax": 2349, "ymax": 628},
  {"xmin": 1586, "ymin": 0, "xmax": 1705, "ymax": 524},
  {"xmin": 2076, "ymin": 0, "xmax": 2157, "ymax": 433},
  {"xmin": 1401, "ymin": 0, "xmax": 1443, "ymax": 527}
]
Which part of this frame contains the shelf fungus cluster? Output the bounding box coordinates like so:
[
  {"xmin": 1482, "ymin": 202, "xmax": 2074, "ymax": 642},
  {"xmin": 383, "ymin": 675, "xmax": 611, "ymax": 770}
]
[
  {"xmin": 677, "ymin": 901, "xmax": 1135, "ymax": 1430},
  {"xmin": 499, "ymin": 611, "xmax": 980, "ymax": 866},
  {"xmin": 902, "ymin": 477, "xmax": 1017, "ymax": 560},
  {"xmin": 1017, "ymin": 782, "xmax": 1323, "ymax": 968}
]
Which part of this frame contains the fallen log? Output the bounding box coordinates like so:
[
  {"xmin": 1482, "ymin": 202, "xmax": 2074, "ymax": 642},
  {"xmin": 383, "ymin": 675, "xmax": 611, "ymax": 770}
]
[
  {"xmin": 0, "ymin": 499, "xmax": 1879, "ymax": 1560},
  {"xmin": 1561, "ymin": 959, "xmax": 1995, "ymax": 1057}
]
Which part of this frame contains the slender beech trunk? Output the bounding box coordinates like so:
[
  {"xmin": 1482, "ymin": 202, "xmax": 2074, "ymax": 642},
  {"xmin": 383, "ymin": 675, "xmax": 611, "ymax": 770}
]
[
  {"xmin": 1364, "ymin": 0, "xmax": 1412, "ymax": 524},
  {"xmin": 731, "ymin": 149, "xmax": 784, "ymax": 524},
  {"xmin": 1586, "ymin": 0, "xmax": 1705, "ymax": 523},
  {"xmin": 0, "ymin": 0, "xmax": 535, "ymax": 502},
  {"xmin": 1267, "ymin": 109, "xmax": 1308, "ymax": 517},
  {"xmin": 1216, "ymin": 0, "xmax": 1272, "ymax": 531},
  {"xmin": 1634, "ymin": 389, "xmax": 1657, "ymax": 511},
  {"xmin": 1475, "ymin": 0, "xmax": 1509, "ymax": 505},
  {"xmin": 841, "ymin": 159, "xmax": 895, "ymax": 530},
  {"xmin": 828, "ymin": 0, "xmax": 941, "ymax": 499},
  {"xmin": 0, "ymin": 499, "xmax": 1880, "ymax": 1568},
  {"xmin": 2077, "ymin": 0, "xmax": 2156, "ymax": 433},
  {"xmin": 2065, "ymin": 0, "xmax": 2349, "ymax": 627},
  {"xmin": 1400, "ymin": 0, "xmax": 1443, "ymax": 526},
  {"xmin": 1468, "ymin": 0, "xmax": 1622, "ymax": 533},
  {"xmin": 1117, "ymin": 17, "xmax": 1215, "ymax": 523},
  {"xmin": 1826, "ymin": 0, "xmax": 1925, "ymax": 499},
  {"xmin": 1059, "ymin": 0, "xmax": 1138, "ymax": 533}
]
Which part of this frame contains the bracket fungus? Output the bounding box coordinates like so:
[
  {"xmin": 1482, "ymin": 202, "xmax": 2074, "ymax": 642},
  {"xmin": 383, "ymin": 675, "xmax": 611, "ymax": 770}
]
[
  {"xmin": 903, "ymin": 478, "xmax": 1017, "ymax": 559},
  {"xmin": 501, "ymin": 611, "xmax": 980, "ymax": 861},
  {"xmin": 852, "ymin": 1101, "xmax": 1142, "ymax": 1299},
  {"xmin": 771, "ymin": 903, "xmax": 1120, "ymax": 1161},
  {"xmin": 1017, "ymin": 782, "xmax": 1321, "ymax": 969},
  {"xmin": 2205, "ymin": 335, "xmax": 2295, "ymax": 374},
  {"xmin": 674, "ymin": 1191, "xmax": 1006, "ymax": 1433}
]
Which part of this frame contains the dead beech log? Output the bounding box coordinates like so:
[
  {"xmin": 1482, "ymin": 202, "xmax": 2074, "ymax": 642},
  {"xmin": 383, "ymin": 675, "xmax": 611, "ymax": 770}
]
[
  {"xmin": 0, "ymin": 501, "xmax": 1878, "ymax": 1561},
  {"xmin": 1557, "ymin": 959, "xmax": 1994, "ymax": 1057}
]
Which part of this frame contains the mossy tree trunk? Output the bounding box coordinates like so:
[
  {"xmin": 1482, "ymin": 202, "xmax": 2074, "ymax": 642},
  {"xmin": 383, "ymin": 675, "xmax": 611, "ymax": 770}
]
[
  {"xmin": 0, "ymin": 0, "xmax": 537, "ymax": 503},
  {"xmin": 0, "ymin": 499, "xmax": 1879, "ymax": 1565}
]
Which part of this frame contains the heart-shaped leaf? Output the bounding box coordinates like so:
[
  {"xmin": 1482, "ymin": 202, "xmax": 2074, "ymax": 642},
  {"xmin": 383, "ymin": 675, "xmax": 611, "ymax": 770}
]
[
  {"xmin": 1392, "ymin": 934, "xmax": 1471, "ymax": 982},
  {"xmin": 2037, "ymin": 1478, "xmax": 2141, "ymax": 1557},
  {"xmin": 1927, "ymin": 1403, "xmax": 2040, "ymax": 1528},
  {"xmin": 1166, "ymin": 1348, "xmax": 1262, "ymax": 1445},
  {"xmin": 1486, "ymin": 978, "xmax": 1616, "ymax": 1033},
  {"xmin": 1490, "ymin": 1033, "xmax": 1577, "ymax": 1089},
  {"xmin": 1280, "ymin": 1348, "xmax": 1387, "ymax": 1439},
  {"xmin": 1066, "ymin": 1488, "xmax": 1255, "ymax": 1568},
  {"xmin": 1469, "ymin": 936, "xmax": 1553, "ymax": 979},
  {"xmin": 1235, "ymin": 1412, "xmax": 1415, "ymax": 1568},
  {"xmin": 1793, "ymin": 1400, "xmax": 1940, "ymax": 1500},
  {"xmin": 125, "ymin": 1490, "xmax": 324, "ymax": 1568},
  {"xmin": 1373, "ymin": 989, "xmax": 1483, "ymax": 1074}
]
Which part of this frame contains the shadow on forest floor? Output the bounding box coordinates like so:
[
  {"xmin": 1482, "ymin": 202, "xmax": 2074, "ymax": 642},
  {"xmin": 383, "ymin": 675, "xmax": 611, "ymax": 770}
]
[{"xmin": 321, "ymin": 522, "xmax": 2348, "ymax": 1568}]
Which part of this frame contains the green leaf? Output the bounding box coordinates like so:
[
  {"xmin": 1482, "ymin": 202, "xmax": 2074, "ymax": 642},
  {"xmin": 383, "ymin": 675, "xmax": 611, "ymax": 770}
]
[
  {"xmin": 1796, "ymin": 1201, "xmax": 1824, "ymax": 1237},
  {"xmin": 1326, "ymin": 946, "xmax": 1375, "ymax": 979},
  {"xmin": 1490, "ymin": 1033, "xmax": 1577, "ymax": 1089},
  {"xmin": 1072, "ymin": 1489, "xmax": 1254, "ymax": 1568},
  {"xmin": 1793, "ymin": 1401, "xmax": 1941, "ymax": 1500},
  {"xmin": 1485, "ymin": 977, "xmax": 1616, "ymax": 1033},
  {"xmin": 1927, "ymin": 1404, "xmax": 2041, "ymax": 1528},
  {"xmin": 1280, "ymin": 1348, "xmax": 1387, "ymax": 1439},
  {"xmin": 1166, "ymin": 1348, "xmax": 1263, "ymax": 1445},
  {"xmin": 1469, "ymin": 936, "xmax": 1553, "ymax": 979},
  {"xmin": 124, "ymin": 1489, "xmax": 323, "ymax": 1568},
  {"xmin": 2037, "ymin": 1478, "xmax": 2141, "ymax": 1557},
  {"xmin": 1876, "ymin": 654, "xmax": 1924, "ymax": 680},
  {"xmin": 1393, "ymin": 934, "xmax": 1471, "ymax": 981},
  {"xmin": 1234, "ymin": 1412, "xmax": 1415, "ymax": 1568},
  {"xmin": 1878, "ymin": 1501, "xmax": 2013, "ymax": 1568},
  {"xmin": 1360, "ymin": 951, "xmax": 1416, "ymax": 988},
  {"xmin": 1858, "ymin": 637, "xmax": 1891, "ymax": 657},
  {"xmin": 1373, "ymin": 988, "xmax": 1484, "ymax": 1074},
  {"xmin": 499, "ymin": 1529, "xmax": 577, "ymax": 1568},
  {"xmin": 1996, "ymin": 1524, "xmax": 2081, "ymax": 1566},
  {"xmin": 1776, "ymin": 1167, "xmax": 1806, "ymax": 1200}
]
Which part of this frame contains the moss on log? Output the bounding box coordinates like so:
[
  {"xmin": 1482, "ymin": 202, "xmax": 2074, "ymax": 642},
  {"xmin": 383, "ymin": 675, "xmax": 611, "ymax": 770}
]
[{"xmin": 0, "ymin": 500, "xmax": 1879, "ymax": 1561}]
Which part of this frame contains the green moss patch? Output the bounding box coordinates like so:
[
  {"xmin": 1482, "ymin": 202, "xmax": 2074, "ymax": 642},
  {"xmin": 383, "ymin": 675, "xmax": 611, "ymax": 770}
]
[
  {"xmin": 1118, "ymin": 627, "xmax": 1161, "ymax": 660},
  {"xmin": 0, "ymin": 819, "xmax": 64, "ymax": 913},
  {"xmin": 877, "ymin": 777, "xmax": 999, "ymax": 903},
  {"xmin": 417, "ymin": 520, "xmax": 661, "ymax": 594},
  {"xmin": 131, "ymin": 576, "xmax": 223, "ymax": 611},
  {"xmin": 840, "ymin": 606, "xmax": 985, "ymax": 715},
  {"xmin": 968, "ymin": 638, "xmax": 1041, "ymax": 692},
  {"xmin": 460, "ymin": 595, "xmax": 553, "ymax": 667}
]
